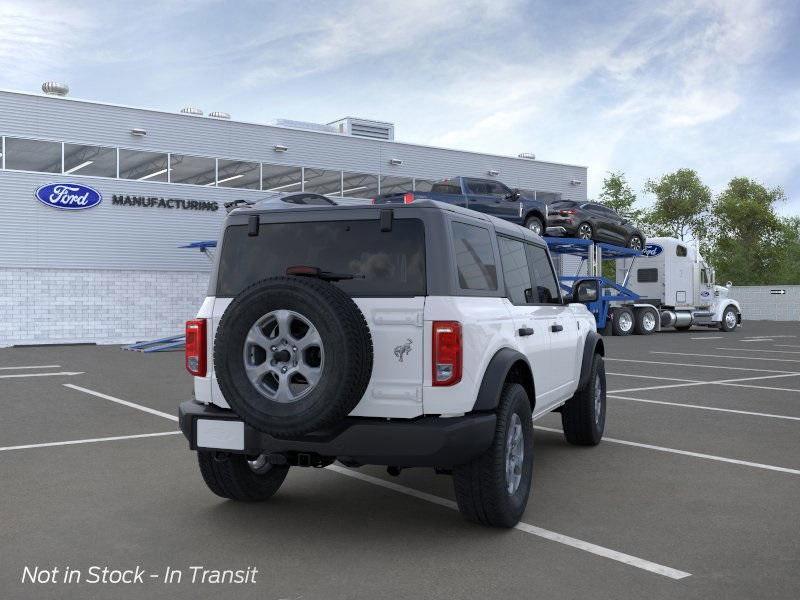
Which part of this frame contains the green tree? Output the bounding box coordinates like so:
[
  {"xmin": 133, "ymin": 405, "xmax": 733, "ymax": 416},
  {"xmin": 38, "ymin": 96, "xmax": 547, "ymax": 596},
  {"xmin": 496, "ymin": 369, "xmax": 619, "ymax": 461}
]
[
  {"xmin": 598, "ymin": 171, "xmax": 641, "ymax": 220},
  {"xmin": 642, "ymin": 169, "xmax": 711, "ymax": 241},
  {"xmin": 707, "ymin": 177, "xmax": 785, "ymax": 285}
]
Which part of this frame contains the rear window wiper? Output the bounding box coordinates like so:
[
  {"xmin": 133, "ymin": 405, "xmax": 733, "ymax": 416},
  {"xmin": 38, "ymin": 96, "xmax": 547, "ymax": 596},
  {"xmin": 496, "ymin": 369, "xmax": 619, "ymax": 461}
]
[{"xmin": 286, "ymin": 265, "xmax": 365, "ymax": 282}]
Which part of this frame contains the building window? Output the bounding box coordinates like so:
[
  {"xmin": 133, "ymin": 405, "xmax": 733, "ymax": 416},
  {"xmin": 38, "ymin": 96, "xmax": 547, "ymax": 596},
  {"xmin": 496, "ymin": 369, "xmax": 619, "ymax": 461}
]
[
  {"xmin": 170, "ymin": 154, "xmax": 216, "ymax": 186},
  {"xmin": 262, "ymin": 164, "xmax": 302, "ymax": 192},
  {"xmin": 63, "ymin": 144, "xmax": 117, "ymax": 177},
  {"xmin": 304, "ymin": 168, "xmax": 342, "ymax": 196},
  {"xmin": 119, "ymin": 149, "xmax": 169, "ymax": 182},
  {"xmin": 341, "ymin": 172, "xmax": 379, "ymax": 198},
  {"xmin": 451, "ymin": 222, "xmax": 497, "ymax": 291},
  {"xmin": 379, "ymin": 175, "xmax": 413, "ymax": 195},
  {"xmin": 4, "ymin": 137, "xmax": 61, "ymax": 173},
  {"xmin": 217, "ymin": 159, "xmax": 260, "ymax": 189}
]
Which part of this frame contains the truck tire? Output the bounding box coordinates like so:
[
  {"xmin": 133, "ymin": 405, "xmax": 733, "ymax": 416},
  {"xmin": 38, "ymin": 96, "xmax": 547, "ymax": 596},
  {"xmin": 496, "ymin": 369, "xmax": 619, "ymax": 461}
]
[
  {"xmin": 562, "ymin": 354, "xmax": 605, "ymax": 446},
  {"xmin": 524, "ymin": 215, "xmax": 544, "ymax": 235},
  {"xmin": 577, "ymin": 222, "xmax": 593, "ymax": 240},
  {"xmin": 627, "ymin": 235, "xmax": 644, "ymax": 251},
  {"xmin": 611, "ymin": 307, "xmax": 634, "ymax": 336},
  {"xmin": 452, "ymin": 383, "xmax": 533, "ymax": 528},
  {"xmin": 720, "ymin": 306, "xmax": 738, "ymax": 332},
  {"xmin": 214, "ymin": 276, "xmax": 373, "ymax": 438},
  {"xmin": 633, "ymin": 307, "xmax": 657, "ymax": 335},
  {"xmin": 198, "ymin": 451, "xmax": 289, "ymax": 501}
]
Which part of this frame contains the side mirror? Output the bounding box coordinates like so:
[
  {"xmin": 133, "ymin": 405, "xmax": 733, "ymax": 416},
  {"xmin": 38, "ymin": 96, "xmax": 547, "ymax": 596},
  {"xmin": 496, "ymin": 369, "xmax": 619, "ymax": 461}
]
[
  {"xmin": 505, "ymin": 189, "xmax": 521, "ymax": 201},
  {"xmin": 573, "ymin": 279, "xmax": 599, "ymax": 303}
]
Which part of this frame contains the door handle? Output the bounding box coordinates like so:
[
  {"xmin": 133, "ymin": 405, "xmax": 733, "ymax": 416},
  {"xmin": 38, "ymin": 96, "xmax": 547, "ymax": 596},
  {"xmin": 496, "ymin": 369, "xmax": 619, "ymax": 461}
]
[
  {"xmin": 551, "ymin": 323, "xmax": 563, "ymax": 332},
  {"xmin": 518, "ymin": 327, "xmax": 534, "ymax": 336}
]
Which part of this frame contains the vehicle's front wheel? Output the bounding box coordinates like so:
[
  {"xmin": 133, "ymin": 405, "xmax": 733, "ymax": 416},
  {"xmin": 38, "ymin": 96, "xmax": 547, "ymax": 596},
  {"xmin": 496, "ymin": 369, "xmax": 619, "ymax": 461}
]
[
  {"xmin": 453, "ymin": 383, "xmax": 533, "ymax": 528},
  {"xmin": 524, "ymin": 215, "xmax": 544, "ymax": 235},
  {"xmin": 198, "ymin": 451, "xmax": 289, "ymax": 501},
  {"xmin": 562, "ymin": 354, "xmax": 605, "ymax": 445},
  {"xmin": 720, "ymin": 306, "xmax": 738, "ymax": 332}
]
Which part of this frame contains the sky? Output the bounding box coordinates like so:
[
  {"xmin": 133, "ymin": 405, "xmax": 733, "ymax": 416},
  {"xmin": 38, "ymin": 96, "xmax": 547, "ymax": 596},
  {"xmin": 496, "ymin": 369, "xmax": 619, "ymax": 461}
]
[{"xmin": 2, "ymin": 0, "xmax": 799, "ymax": 214}]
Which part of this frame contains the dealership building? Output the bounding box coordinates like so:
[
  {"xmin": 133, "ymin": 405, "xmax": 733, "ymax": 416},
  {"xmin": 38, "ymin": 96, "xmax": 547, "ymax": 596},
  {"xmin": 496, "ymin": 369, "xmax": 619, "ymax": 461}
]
[{"xmin": 0, "ymin": 84, "xmax": 588, "ymax": 346}]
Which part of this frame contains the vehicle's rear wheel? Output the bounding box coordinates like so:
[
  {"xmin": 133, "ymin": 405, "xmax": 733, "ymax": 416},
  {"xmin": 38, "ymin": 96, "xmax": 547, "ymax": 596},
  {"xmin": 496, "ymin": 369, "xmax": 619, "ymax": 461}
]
[
  {"xmin": 452, "ymin": 383, "xmax": 533, "ymax": 528},
  {"xmin": 562, "ymin": 354, "xmax": 605, "ymax": 446},
  {"xmin": 633, "ymin": 307, "xmax": 657, "ymax": 335},
  {"xmin": 627, "ymin": 235, "xmax": 644, "ymax": 251},
  {"xmin": 611, "ymin": 307, "xmax": 634, "ymax": 336},
  {"xmin": 720, "ymin": 306, "xmax": 738, "ymax": 332},
  {"xmin": 198, "ymin": 451, "xmax": 289, "ymax": 501},
  {"xmin": 214, "ymin": 276, "xmax": 373, "ymax": 438},
  {"xmin": 524, "ymin": 215, "xmax": 544, "ymax": 235},
  {"xmin": 577, "ymin": 222, "xmax": 593, "ymax": 240}
]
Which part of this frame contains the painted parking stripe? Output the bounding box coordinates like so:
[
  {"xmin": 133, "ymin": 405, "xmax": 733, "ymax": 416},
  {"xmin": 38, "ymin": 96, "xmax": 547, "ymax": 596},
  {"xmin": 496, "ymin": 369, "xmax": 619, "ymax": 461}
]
[
  {"xmin": 0, "ymin": 364, "xmax": 61, "ymax": 370},
  {"xmin": 776, "ymin": 344, "xmax": 800, "ymax": 349},
  {"xmin": 607, "ymin": 358, "xmax": 798, "ymax": 374},
  {"xmin": 64, "ymin": 384, "xmax": 178, "ymax": 422},
  {"xmin": 714, "ymin": 347, "xmax": 800, "ymax": 354},
  {"xmin": 0, "ymin": 371, "xmax": 83, "ymax": 379},
  {"xmin": 607, "ymin": 372, "xmax": 701, "ymax": 383},
  {"xmin": 690, "ymin": 336, "xmax": 724, "ymax": 340},
  {"xmin": 609, "ymin": 372, "xmax": 800, "ymax": 394},
  {"xmin": 535, "ymin": 426, "xmax": 800, "ymax": 476},
  {"xmin": 0, "ymin": 431, "xmax": 181, "ymax": 452},
  {"xmin": 609, "ymin": 394, "xmax": 800, "ymax": 421},
  {"xmin": 652, "ymin": 351, "xmax": 800, "ymax": 363},
  {"xmin": 326, "ymin": 464, "xmax": 691, "ymax": 580}
]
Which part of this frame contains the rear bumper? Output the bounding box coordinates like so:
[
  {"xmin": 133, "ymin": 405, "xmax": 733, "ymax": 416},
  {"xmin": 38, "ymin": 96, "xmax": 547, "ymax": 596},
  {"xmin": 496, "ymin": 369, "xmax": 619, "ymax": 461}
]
[{"xmin": 179, "ymin": 400, "xmax": 496, "ymax": 467}]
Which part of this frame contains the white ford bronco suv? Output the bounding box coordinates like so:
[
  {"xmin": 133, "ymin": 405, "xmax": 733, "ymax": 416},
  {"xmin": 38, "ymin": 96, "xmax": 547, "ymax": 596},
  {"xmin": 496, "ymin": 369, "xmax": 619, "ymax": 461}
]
[{"xmin": 179, "ymin": 199, "xmax": 606, "ymax": 527}]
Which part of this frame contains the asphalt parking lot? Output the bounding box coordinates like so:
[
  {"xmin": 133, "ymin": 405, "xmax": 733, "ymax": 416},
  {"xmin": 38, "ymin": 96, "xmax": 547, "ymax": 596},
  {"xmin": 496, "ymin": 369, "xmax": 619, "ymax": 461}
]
[{"xmin": 2, "ymin": 321, "xmax": 799, "ymax": 600}]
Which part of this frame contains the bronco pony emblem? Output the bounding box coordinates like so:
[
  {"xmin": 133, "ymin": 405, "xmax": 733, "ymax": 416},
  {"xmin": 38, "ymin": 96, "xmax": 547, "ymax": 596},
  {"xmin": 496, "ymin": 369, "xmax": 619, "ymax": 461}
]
[{"xmin": 394, "ymin": 339, "xmax": 413, "ymax": 362}]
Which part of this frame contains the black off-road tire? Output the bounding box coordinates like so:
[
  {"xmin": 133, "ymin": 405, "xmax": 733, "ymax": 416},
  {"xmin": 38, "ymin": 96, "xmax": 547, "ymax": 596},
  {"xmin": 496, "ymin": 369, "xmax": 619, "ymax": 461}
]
[
  {"xmin": 452, "ymin": 383, "xmax": 533, "ymax": 528},
  {"xmin": 562, "ymin": 354, "xmax": 605, "ymax": 446},
  {"xmin": 198, "ymin": 451, "xmax": 289, "ymax": 501},
  {"xmin": 524, "ymin": 215, "xmax": 544, "ymax": 236},
  {"xmin": 214, "ymin": 276, "xmax": 373, "ymax": 437},
  {"xmin": 611, "ymin": 307, "xmax": 634, "ymax": 336}
]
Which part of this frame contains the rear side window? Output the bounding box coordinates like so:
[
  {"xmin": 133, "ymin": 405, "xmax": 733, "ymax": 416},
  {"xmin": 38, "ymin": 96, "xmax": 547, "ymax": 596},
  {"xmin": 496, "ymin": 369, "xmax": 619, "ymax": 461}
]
[
  {"xmin": 431, "ymin": 180, "xmax": 462, "ymax": 194},
  {"xmin": 216, "ymin": 219, "xmax": 426, "ymax": 297},
  {"xmin": 637, "ymin": 268, "xmax": 658, "ymax": 283},
  {"xmin": 676, "ymin": 245, "xmax": 688, "ymax": 257},
  {"xmin": 452, "ymin": 222, "xmax": 498, "ymax": 291},
  {"xmin": 498, "ymin": 237, "xmax": 532, "ymax": 305},
  {"xmin": 525, "ymin": 244, "xmax": 562, "ymax": 304}
]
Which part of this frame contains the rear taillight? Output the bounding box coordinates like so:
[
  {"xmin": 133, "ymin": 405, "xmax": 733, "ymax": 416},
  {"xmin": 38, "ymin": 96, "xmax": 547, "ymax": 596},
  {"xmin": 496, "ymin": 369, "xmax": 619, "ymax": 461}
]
[
  {"xmin": 403, "ymin": 192, "xmax": 415, "ymax": 204},
  {"xmin": 432, "ymin": 321, "xmax": 462, "ymax": 386},
  {"xmin": 185, "ymin": 319, "xmax": 207, "ymax": 377},
  {"xmin": 560, "ymin": 209, "xmax": 577, "ymax": 215},
  {"xmin": 370, "ymin": 198, "xmax": 376, "ymax": 204}
]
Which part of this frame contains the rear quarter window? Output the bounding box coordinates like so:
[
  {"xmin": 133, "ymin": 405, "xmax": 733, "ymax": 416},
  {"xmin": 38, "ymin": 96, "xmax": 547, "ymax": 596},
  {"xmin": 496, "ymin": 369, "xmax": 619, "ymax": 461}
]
[
  {"xmin": 451, "ymin": 222, "xmax": 498, "ymax": 291},
  {"xmin": 216, "ymin": 218, "xmax": 426, "ymax": 297}
]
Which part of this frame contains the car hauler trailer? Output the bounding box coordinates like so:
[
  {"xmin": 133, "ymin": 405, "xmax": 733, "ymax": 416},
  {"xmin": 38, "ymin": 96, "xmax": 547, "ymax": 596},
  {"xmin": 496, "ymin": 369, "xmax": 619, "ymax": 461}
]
[{"xmin": 547, "ymin": 236, "xmax": 743, "ymax": 335}]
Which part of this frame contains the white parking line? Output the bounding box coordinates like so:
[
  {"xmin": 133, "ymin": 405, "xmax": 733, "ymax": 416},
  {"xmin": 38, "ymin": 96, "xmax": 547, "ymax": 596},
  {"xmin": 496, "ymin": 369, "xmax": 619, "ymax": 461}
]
[
  {"xmin": 608, "ymin": 372, "xmax": 700, "ymax": 383},
  {"xmin": 608, "ymin": 358, "xmax": 798, "ymax": 374},
  {"xmin": 0, "ymin": 371, "xmax": 84, "ymax": 379},
  {"xmin": 690, "ymin": 336, "xmax": 724, "ymax": 340},
  {"xmin": 0, "ymin": 364, "xmax": 61, "ymax": 370},
  {"xmin": 0, "ymin": 431, "xmax": 181, "ymax": 452},
  {"xmin": 652, "ymin": 351, "xmax": 800, "ymax": 363},
  {"xmin": 609, "ymin": 394, "xmax": 800, "ymax": 421},
  {"xmin": 715, "ymin": 347, "xmax": 800, "ymax": 354},
  {"xmin": 776, "ymin": 344, "xmax": 800, "ymax": 349},
  {"xmin": 326, "ymin": 464, "xmax": 691, "ymax": 580},
  {"xmin": 739, "ymin": 338, "xmax": 774, "ymax": 343},
  {"xmin": 64, "ymin": 384, "xmax": 178, "ymax": 422},
  {"xmin": 609, "ymin": 372, "xmax": 800, "ymax": 394},
  {"xmin": 535, "ymin": 426, "xmax": 800, "ymax": 475}
]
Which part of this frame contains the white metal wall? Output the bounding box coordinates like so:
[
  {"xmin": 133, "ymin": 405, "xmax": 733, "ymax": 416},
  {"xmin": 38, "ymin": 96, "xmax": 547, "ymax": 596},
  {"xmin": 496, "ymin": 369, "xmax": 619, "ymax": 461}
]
[{"xmin": 730, "ymin": 286, "xmax": 800, "ymax": 322}]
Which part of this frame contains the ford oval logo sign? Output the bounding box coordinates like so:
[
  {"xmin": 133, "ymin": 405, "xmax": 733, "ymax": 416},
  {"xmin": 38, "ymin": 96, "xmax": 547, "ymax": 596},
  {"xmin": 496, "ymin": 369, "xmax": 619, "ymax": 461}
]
[
  {"xmin": 642, "ymin": 243, "xmax": 663, "ymax": 257},
  {"xmin": 35, "ymin": 183, "xmax": 102, "ymax": 210}
]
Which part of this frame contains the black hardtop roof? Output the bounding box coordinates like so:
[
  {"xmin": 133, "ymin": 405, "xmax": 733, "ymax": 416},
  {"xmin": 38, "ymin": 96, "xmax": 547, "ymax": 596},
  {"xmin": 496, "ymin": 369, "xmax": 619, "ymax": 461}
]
[{"xmin": 228, "ymin": 199, "xmax": 543, "ymax": 243}]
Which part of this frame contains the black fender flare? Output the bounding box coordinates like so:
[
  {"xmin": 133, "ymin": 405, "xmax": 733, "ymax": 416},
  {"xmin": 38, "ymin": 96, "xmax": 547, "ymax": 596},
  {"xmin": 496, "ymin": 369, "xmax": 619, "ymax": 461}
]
[
  {"xmin": 472, "ymin": 348, "xmax": 534, "ymax": 412},
  {"xmin": 578, "ymin": 331, "xmax": 604, "ymax": 391},
  {"xmin": 523, "ymin": 209, "xmax": 546, "ymax": 227}
]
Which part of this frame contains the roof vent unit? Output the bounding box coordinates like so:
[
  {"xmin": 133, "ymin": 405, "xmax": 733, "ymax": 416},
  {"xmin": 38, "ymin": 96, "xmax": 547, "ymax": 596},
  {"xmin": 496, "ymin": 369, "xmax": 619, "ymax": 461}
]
[
  {"xmin": 208, "ymin": 111, "xmax": 231, "ymax": 119},
  {"xmin": 269, "ymin": 119, "xmax": 337, "ymax": 134},
  {"xmin": 41, "ymin": 82, "xmax": 69, "ymax": 96},
  {"xmin": 518, "ymin": 152, "xmax": 536, "ymax": 160},
  {"xmin": 180, "ymin": 106, "xmax": 203, "ymax": 116},
  {"xmin": 328, "ymin": 117, "xmax": 394, "ymax": 141}
]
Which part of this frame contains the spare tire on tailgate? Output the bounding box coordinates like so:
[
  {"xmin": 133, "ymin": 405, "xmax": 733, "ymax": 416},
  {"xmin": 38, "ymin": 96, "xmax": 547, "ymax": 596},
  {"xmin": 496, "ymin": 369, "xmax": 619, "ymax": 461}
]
[{"xmin": 214, "ymin": 276, "xmax": 373, "ymax": 437}]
